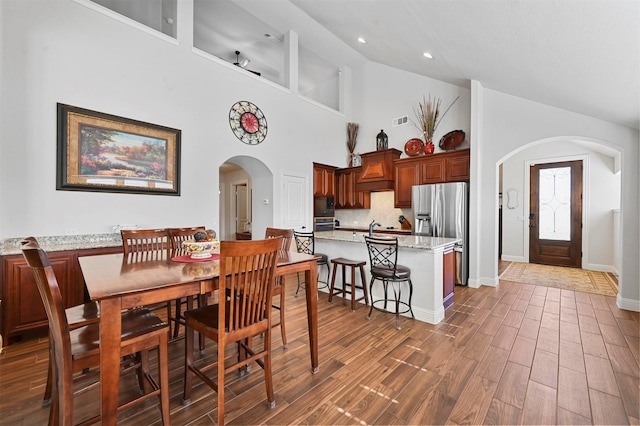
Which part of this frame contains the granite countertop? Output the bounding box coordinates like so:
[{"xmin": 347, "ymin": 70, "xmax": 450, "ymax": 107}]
[
  {"xmin": 334, "ymin": 226, "xmax": 412, "ymax": 234},
  {"xmin": 0, "ymin": 234, "xmax": 122, "ymax": 256},
  {"xmin": 315, "ymin": 230, "xmax": 460, "ymax": 250}
]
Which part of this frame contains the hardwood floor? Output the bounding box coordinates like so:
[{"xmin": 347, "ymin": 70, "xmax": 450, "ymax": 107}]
[{"xmin": 1, "ymin": 273, "xmax": 638, "ymax": 425}]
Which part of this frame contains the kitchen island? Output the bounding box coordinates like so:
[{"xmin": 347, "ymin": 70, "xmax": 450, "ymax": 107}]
[{"xmin": 315, "ymin": 230, "xmax": 460, "ymax": 325}]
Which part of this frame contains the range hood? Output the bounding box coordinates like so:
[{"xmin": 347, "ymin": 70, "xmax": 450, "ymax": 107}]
[{"xmin": 356, "ymin": 148, "xmax": 402, "ymax": 192}]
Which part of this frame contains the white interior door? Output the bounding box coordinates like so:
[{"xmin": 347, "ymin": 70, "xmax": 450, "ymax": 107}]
[
  {"xmin": 281, "ymin": 172, "xmax": 309, "ymax": 231},
  {"xmin": 235, "ymin": 184, "xmax": 248, "ymax": 233}
]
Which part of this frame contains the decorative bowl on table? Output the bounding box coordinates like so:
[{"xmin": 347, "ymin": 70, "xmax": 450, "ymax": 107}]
[{"xmin": 181, "ymin": 239, "xmax": 220, "ymax": 259}]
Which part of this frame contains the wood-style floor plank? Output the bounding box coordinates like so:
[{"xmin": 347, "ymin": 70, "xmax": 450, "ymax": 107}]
[{"xmin": 1, "ymin": 267, "xmax": 638, "ymax": 426}]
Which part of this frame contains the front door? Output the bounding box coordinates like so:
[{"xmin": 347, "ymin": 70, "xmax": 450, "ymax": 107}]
[{"xmin": 529, "ymin": 160, "xmax": 582, "ymax": 267}]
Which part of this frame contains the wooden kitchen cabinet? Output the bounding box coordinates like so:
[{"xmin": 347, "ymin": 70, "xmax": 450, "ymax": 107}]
[
  {"xmin": 393, "ymin": 158, "xmax": 422, "ymax": 208},
  {"xmin": 313, "ymin": 162, "xmax": 337, "ymax": 197},
  {"xmin": 445, "ymin": 149, "xmax": 470, "ymax": 182},
  {"xmin": 335, "ymin": 167, "xmax": 370, "ymax": 209},
  {"xmin": 422, "ymin": 157, "xmax": 446, "ymax": 183},
  {"xmin": 1, "ymin": 246, "xmax": 121, "ymax": 345},
  {"xmin": 393, "ymin": 148, "xmax": 470, "ymax": 207},
  {"xmin": 443, "ymin": 247, "xmax": 455, "ymax": 308}
]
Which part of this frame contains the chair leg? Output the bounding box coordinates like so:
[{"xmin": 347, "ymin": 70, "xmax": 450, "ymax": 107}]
[
  {"xmin": 349, "ymin": 264, "xmax": 356, "ymax": 311},
  {"xmin": 359, "ymin": 265, "xmax": 369, "ymax": 306},
  {"xmin": 138, "ymin": 350, "xmax": 152, "ymax": 394},
  {"xmin": 197, "ymin": 294, "xmax": 206, "ymax": 352},
  {"xmin": 367, "ymin": 277, "xmax": 376, "ymax": 320},
  {"xmin": 279, "ymin": 291, "xmax": 287, "ymax": 349},
  {"xmin": 328, "ymin": 263, "xmax": 338, "ymax": 303},
  {"xmin": 263, "ymin": 329, "xmax": 275, "ymax": 409},
  {"xmin": 182, "ymin": 323, "xmax": 194, "ymax": 405},
  {"xmin": 217, "ymin": 341, "xmax": 226, "ymax": 426},
  {"xmin": 167, "ymin": 301, "xmax": 174, "ymax": 337},
  {"xmin": 157, "ymin": 330, "xmax": 170, "ymax": 426},
  {"xmin": 43, "ymin": 333, "xmax": 53, "ymax": 407},
  {"xmin": 48, "ymin": 359, "xmax": 59, "ymax": 426},
  {"xmin": 295, "ymin": 272, "xmax": 303, "ymax": 296},
  {"xmin": 173, "ymin": 299, "xmax": 182, "ymax": 338},
  {"xmin": 394, "ymin": 282, "xmax": 402, "ymax": 330},
  {"xmin": 407, "ymin": 279, "xmax": 415, "ymax": 318}
]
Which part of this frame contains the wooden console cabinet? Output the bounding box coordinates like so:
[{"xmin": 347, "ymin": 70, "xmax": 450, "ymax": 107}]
[
  {"xmin": 1, "ymin": 246, "xmax": 121, "ymax": 345},
  {"xmin": 335, "ymin": 167, "xmax": 370, "ymax": 209},
  {"xmin": 394, "ymin": 148, "xmax": 470, "ymax": 207}
]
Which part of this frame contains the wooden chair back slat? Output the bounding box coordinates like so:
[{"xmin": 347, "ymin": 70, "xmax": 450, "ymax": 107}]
[{"xmin": 220, "ymin": 238, "xmax": 281, "ymax": 334}]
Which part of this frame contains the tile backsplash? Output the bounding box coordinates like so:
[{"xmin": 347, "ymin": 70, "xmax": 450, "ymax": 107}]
[{"xmin": 335, "ymin": 191, "xmax": 413, "ymax": 230}]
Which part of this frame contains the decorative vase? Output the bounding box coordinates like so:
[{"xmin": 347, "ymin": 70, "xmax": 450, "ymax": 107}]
[{"xmin": 424, "ymin": 140, "xmax": 435, "ymax": 155}]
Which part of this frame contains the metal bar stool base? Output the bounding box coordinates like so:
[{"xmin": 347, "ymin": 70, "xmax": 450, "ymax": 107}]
[{"xmin": 367, "ymin": 280, "xmax": 414, "ymax": 330}]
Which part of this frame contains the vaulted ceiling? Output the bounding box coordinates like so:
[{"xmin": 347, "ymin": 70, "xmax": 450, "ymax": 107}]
[
  {"xmin": 100, "ymin": 0, "xmax": 640, "ymax": 130},
  {"xmin": 230, "ymin": 0, "xmax": 640, "ymax": 130}
]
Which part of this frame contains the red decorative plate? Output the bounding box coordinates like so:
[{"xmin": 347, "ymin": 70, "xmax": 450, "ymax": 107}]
[
  {"xmin": 404, "ymin": 138, "xmax": 424, "ymax": 156},
  {"xmin": 439, "ymin": 130, "xmax": 465, "ymax": 150}
]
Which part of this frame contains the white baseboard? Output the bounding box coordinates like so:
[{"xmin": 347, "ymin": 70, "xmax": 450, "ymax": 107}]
[
  {"xmin": 584, "ymin": 263, "xmax": 618, "ymax": 274},
  {"xmin": 501, "ymin": 255, "xmax": 525, "ymax": 262},
  {"xmin": 617, "ymin": 295, "xmax": 640, "ymax": 312},
  {"xmin": 468, "ymin": 276, "xmax": 498, "ymax": 288},
  {"xmin": 413, "ymin": 305, "xmax": 445, "ymax": 325}
]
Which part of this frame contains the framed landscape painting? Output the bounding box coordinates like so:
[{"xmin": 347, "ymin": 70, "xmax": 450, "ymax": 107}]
[{"xmin": 57, "ymin": 103, "xmax": 181, "ymax": 195}]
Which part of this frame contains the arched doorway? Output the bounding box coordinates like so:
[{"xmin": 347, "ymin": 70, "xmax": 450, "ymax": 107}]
[
  {"xmin": 497, "ymin": 138, "xmax": 622, "ymax": 284},
  {"xmin": 219, "ymin": 156, "xmax": 274, "ymax": 241}
]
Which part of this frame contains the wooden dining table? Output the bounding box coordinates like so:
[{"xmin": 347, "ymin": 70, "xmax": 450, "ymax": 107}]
[{"xmin": 79, "ymin": 249, "xmax": 319, "ymax": 426}]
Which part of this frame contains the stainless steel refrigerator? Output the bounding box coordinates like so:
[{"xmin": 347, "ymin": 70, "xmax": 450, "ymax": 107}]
[{"xmin": 412, "ymin": 182, "xmax": 469, "ymax": 285}]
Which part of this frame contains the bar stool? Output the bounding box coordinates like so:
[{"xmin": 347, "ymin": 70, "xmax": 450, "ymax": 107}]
[
  {"xmin": 293, "ymin": 230, "xmax": 330, "ymax": 294},
  {"xmin": 364, "ymin": 235, "xmax": 414, "ymax": 329},
  {"xmin": 328, "ymin": 258, "xmax": 369, "ymax": 311}
]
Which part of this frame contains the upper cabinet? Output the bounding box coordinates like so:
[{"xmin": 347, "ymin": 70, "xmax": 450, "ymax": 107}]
[
  {"xmin": 336, "ymin": 167, "xmax": 370, "ymax": 209},
  {"xmin": 313, "ymin": 162, "xmax": 337, "ymax": 197},
  {"xmin": 394, "ymin": 149, "xmax": 470, "ymax": 207}
]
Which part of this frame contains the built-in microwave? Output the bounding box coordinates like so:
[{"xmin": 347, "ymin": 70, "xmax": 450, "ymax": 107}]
[{"xmin": 314, "ymin": 196, "xmax": 335, "ymax": 217}]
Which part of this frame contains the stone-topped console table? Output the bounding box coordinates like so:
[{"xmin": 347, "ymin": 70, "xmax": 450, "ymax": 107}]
[
  {"xmin": 315, "ymin": 230, "xmax": 460, "ymax": 325},
  {"xmin": 1, "ymin": 233, "xmax": 123, "ymax": 346}
]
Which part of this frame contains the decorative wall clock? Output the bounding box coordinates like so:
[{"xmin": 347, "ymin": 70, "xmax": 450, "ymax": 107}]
[{"xmin": 229, "ymin": 101, "xmax": 267, "ymax": 145}]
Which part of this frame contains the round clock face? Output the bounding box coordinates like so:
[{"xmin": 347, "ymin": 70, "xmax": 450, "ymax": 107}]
[{"xmin": 229, "ymin": 101, "xmax": 267, "ymax": 145}]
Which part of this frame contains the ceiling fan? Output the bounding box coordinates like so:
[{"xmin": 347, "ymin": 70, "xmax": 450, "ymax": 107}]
[{"xmin": 233, "ymin": 50, "xmax": 261, "ymax": 76}]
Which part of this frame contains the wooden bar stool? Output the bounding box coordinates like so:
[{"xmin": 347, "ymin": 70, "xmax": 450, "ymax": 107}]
[{"xmin": 328, "ymin": 258, "xmax": 369, "ymax": 311}]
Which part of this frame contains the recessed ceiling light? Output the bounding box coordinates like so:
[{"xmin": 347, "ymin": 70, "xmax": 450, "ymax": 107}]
[
  {"xmin": 358, "ymin": 37, "xmax": 367, "ymax": 44},
  {"xmin": 423, "ymin": 52, "xmax": 434, "ymax": 59}
]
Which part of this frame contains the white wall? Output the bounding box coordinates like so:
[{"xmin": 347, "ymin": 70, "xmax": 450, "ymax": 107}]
[
  {"xmin": 476, "ymin": 87, "xmax": 639, "ymax": 309},
  {"xmin": 0, "ymin": 0, "xmax": 347, "ymax": 238},
  {"xmin": 501, "ymin": 141, "xmax": 620, "ymax": 273},
  {"xmin": 351, "ymin": 61, "xmax": 470, "ymax": 163}
]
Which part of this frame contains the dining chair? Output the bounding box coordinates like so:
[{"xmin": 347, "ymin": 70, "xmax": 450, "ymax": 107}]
[
  {"xmin": 21, "ymin": 237, "xmax": 102, "ymax": 408},
  {"xmin": 182, "ymin": 237, "xmax": 281, "ymax": 426},
  {"xmin": 21, "ymin": 238, "xmax": 170, "ymax": 426},
  {"xmin": 121, "ymin": 228, "xmax": 175, "ymax": 332},
  {"xmin": 293, "ymin": 230, "xmax": 330, "ymax": 295},
  {"xmin": 364, "ymin": 235, "xmax": 415, "ymax": 330},
  {"xmin": 167, "ymin": 226, "xmax": 206, "ymax": 338},
  {"xmin": 265, "ymin": 227, "xmax": 294, "ymax": 348}
]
